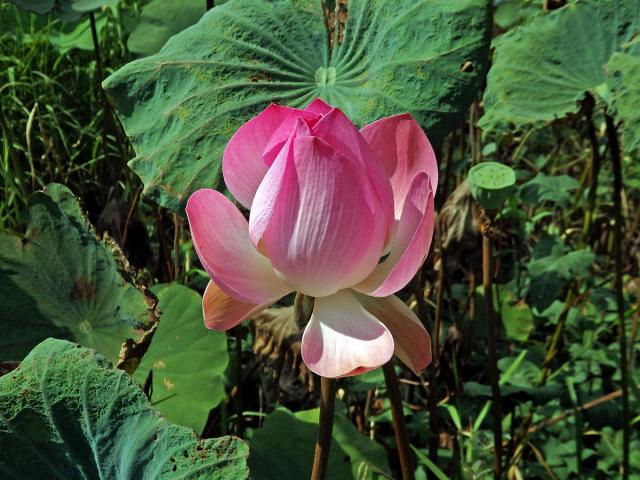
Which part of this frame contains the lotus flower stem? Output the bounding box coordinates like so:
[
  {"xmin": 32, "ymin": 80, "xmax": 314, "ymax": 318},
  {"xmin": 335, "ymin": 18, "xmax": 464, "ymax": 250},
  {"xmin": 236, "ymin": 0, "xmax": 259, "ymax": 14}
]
[
  {"xmin": 605, "ymin": 113, "xmax": 629, "ymax": 480},
  {"xmin": 481, "ymin": 221, "xmax": 503, "ymax": 479},
  {"xmin": 206, "ymin": 0, "xmax": 214, "ymax": 10},
  {"xmin": 310, "ymin": 376, "xmax": 337, "ymax": 480},
  {"xmin": 383, "ymin": 361, "xmax": 414, "ymax": 480}
]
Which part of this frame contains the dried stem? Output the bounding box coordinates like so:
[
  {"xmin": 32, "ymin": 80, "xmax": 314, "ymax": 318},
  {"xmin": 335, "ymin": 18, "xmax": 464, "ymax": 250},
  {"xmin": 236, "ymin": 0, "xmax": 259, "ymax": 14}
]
[
  {"xmin": 122, "ymin": 187, "xmax": 142, "ymax": 247},
  {"xmin": 310, "ymin": 376, "xmax": 337, "ymax": 480},
  {"xmin": 482, "ymin": 224, "xmax": 503, "ymax": 479},
  {"xmin": 583, "ymin": 97, "xmax": 602, "ymax": 241},
  {"xmin": 605, "ymin": 113, "xmax": 629, "ymax": 480},
  {"xmin": 383, "ymin": 361, "xmax": 414, "ymax": 480}
]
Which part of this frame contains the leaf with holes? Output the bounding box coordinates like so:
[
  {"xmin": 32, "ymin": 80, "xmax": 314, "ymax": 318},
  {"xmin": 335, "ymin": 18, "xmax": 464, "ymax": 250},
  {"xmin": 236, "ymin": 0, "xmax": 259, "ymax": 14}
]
[
  {"xmin": 104, "ymin": 0, "xmax": 492, "ymax": 212},
  {"xmin": 481, "ymin": 0, "xmax": 640, "ymax": 131},
  {"xmin": 0, "ymin": 184, "xmax": 155, "ymax": 362},
  {"xmin": 133, "ymin": 283, "xmax": 228, "ymax": 433},
  {"xmin": 0, "ymin": 338, "xmax": 249, "ymax": 479}
]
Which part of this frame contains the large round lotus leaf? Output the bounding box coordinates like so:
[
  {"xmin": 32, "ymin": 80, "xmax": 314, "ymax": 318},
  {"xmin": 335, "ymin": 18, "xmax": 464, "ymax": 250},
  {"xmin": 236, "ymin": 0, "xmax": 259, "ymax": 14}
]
[
  {"xmin": 8, "ymin": 0, "xmax": 118, "ymax": 20},
  {"xmin": 481, "ymin": 0, "xmax": 640, "ymax": 131},
  {"xmin": 128, "ymin": 0, "xmax": 228, "ymax": 57},
  {"xmin": 103, "ymin": 0, "xmax": 492, "ymax": 212},
  {"xmin": 133, "ymin": 283, "xmax": 229, "ymax": 433},
  {"xmin": 609, "ymin": 53, "xmax": 640, "ymax": 152},
  {"xmin": 0, "ymin": 338, "xmax": 249, "ymax": 479},
  {"xmin": 0, "ymin": 184, "xmax": 155, "ymax": 362}
]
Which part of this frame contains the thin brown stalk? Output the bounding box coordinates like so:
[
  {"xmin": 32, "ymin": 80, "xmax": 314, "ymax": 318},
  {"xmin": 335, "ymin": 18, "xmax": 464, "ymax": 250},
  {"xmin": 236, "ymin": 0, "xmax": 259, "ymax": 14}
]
[
  {"xmin": 383, "ymin": 361, "xmax": 414, "ymax": 480},
  {"xmin": 122, "ymin": 187, "xmax": 142, "ymax": 247},
  {"xmin": 482, "ymin": 225, "xmax": 503, "ymax": 479},
  {"xmin": 426, "ymin": 226, "xmax": 444, "ymax": 474},
  {"xmin": 310, "ymin": 377, "xmax": 337, "ymax": 480},
  {"xmin": 172, "ymin": 213, "xmax": 181, "ymax": 279},
  {"xmin": 605, "ymin": 113, "xmax": 629, "ymax": 480},
  {"xmin": 583, "ymin": 97, "xmax": 602, "ymax": 241}
]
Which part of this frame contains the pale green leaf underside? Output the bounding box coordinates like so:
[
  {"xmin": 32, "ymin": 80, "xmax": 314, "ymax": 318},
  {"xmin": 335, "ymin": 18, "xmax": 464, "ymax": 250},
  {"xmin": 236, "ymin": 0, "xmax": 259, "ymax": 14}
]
[
  {"xmin": 104, "ymin": 0, "xmax": 491, "ymax": 212},
  {"xmin": 0, "ymin": 184, "xmax": 152, "ymax": 362},
  {"xmin": 480, "ymin": 0, "xmax": 640, "ymax": 131},
  {"xmin": 0, "ymin": 338, "xmax": 249, "ymax": 479},
  {"xmin": 134, "ymin": 283, "xmax": 229, "ymax": 433}
]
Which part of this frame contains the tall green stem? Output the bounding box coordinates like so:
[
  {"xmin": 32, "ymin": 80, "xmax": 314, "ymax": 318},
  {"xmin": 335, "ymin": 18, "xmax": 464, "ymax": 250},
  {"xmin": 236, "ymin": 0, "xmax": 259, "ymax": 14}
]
[
  {"xmin": 482, "ymin": 226, "xmax": 503, "ymax": 479},
  {"xmin": 310, "ymin": 376, "xmax": 337, "ymax": 480},
  {"xmin": 383, "ymin": 361, "xmax": 414, "ymax": 480},
  {"xmin": 583, "ymin": 100, "xmax": 602, "ymax": 242},
  {"xmin": 605, "ymin": 114, "xmax": 629, "ymax": 480}
]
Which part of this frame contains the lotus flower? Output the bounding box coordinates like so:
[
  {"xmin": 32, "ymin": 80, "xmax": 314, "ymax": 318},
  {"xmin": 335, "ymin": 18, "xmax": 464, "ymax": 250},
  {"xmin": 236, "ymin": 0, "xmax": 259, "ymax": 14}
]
[{"xmin": 186, "ymin": 98, "xmax": 437, "ymax": 378}]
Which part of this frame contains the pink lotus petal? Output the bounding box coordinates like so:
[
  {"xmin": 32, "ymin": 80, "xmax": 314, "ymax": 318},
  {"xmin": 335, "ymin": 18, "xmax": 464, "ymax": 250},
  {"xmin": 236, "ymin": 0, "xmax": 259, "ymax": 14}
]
[
  {"xmin": 253, "ymin": 136, "xmax": 388, "ymax": 297},
  {"xmin": 301, "ymin": 290, "xmax": 394, "ymax": 378},
  {"xmin": 186, "ymin": 189, "xmax": 292, "ymax": 303},
  {"xmin": 222, "ymin": 104, "xmax": 300, "ymax": 208},
  {"xmin": 354, "ymin": 173, "xmax": 435, "ymax": 297},
  {"xmin": 203, "ymin": 280, "xmax": 275, "ymax": 331},
  {"xmin": 304, "ymin": 97, "xmax": 332, "ymax": 115},
  {"xmin": 356, "ymin": 293, "xmax": 432, "ymax": 375},
  {"xmin": 312, "ymin": 108, "xmax": 394, "ymax": 235},
  {"xmin": 248, "ymin": 125, "xmax": 300, "ymax": 247},
  {"xmin": 361, "ymin": 113, "xmax": 438, "ymax": 216},
  {"xmin": 262, "ymin": 111, "xmax": 319, "ymax": 167}
]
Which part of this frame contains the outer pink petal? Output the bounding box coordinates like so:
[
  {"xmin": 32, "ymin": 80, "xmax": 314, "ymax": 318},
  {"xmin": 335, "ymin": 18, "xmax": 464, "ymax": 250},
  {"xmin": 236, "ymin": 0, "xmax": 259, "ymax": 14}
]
[
  {"xmin": 301, "ymin": 290, "xmax": 394, "ymax": 378},
  {"xmin": 354, "ymin": 173, "xmax": 435, "ymax": 297},
  {"xmin": 222, "ymin": 104, "xmax": 300, "ymax": 208},
  {"xmin": 356, "ymin": 293, "xmax": 432, "ymax": 375},
  {"xmin": 360, "ymin": 113, "xmax": 438, "ymax": 216},
  {"xmin": 186, "ymin": 189, "xmax": 292, "ymax": 303},
  {"xmin": 203, "ymin": 281, "xmax": 276, "ymax": 331},
  {"xmin": 255, "ymin": 136, "xmax": 388, "ymax": 297},
  {"xmin": 312, "ymin": 108, "xmax": 394, "ymax": 235},
  {"xmin": 304, "ymin": 97, "xmax": 332, "ymax": 115},
  {"xmin": 248, "ymin": 121, "xmax": 309, "ymax": 246}
]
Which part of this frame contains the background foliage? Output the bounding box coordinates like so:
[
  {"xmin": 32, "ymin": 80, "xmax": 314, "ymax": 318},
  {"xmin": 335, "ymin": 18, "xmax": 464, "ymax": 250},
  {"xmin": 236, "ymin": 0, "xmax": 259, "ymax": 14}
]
[{"xmin": 1, "ymin": 0, "xmax": 639, "ymax": 479}]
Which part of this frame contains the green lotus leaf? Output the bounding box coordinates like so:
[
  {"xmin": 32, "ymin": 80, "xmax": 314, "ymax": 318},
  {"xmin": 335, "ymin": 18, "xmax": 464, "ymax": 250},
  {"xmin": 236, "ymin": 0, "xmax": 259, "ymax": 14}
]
[
  {"xmin": 481, "ymin": 0, "xmax": 640, "ymax": 131},
  {"xmin": 128, "ymin": 0, "xmax": 231, "ymax": 57},
  {"xmin": 133, "ymin": 283, "xmax": 229, "ymax": 433},
  {"xmin": 0, "ymin": 338, "xmax": 249, "ymax": 479},
  {"xmin": 0, "ymin": 184, "xmax": 155, "ymax": 362},
  {"xmin": 609, "ymin": 52, "xmax": 640, "ymax": 152},
  {"xmin": 8, "ymin": 0, "xmax": 117, "ymax": 20},
  {"xmin": 104, "ymin": 0, "xmax": 492, "ymax": 212}
]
